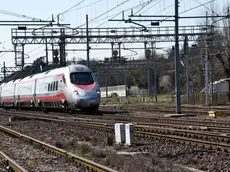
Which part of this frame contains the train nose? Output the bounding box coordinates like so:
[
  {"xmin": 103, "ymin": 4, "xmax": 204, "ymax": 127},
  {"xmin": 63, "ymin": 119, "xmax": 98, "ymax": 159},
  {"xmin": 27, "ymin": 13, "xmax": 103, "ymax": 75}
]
[
  {"xmin": 72, "ymin": 89, "xmax": 101, "ymax": 109},
  {"xmin": 78, "ymin": 93, "xmax": 101, "ymax": 108},
  {"xmin": 77, "ymin": 96, "xmax": 100, "ymax": 107}
]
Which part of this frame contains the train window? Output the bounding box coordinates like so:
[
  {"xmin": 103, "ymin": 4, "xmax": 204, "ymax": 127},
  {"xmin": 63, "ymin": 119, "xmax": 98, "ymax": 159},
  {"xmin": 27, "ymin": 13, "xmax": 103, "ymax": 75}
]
[
  {"xmin": 48, "ymin": 83, "xmax": 50, "ymax": 91},
  {"xmin": 45, "ymin": 70, "xmax": 50, "ymax": 74},
  {"xmin": 53, "ymin": 82, "xmax": 55, "ymax": 91},
  {"xmin": 56, "ymin": 81, "xmax": 58, "ymax": 90},
  {"xmin": 70, "ymin": 72, "xmax": 94, "ymax": 85}
]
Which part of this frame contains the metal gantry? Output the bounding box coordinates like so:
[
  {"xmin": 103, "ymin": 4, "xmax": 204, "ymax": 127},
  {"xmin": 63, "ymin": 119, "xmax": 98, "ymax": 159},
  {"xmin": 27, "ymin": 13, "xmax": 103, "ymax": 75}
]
[
  {"xmin": 11, "ymin": 26, "xmax": 208, "ymax": 44},
  {"xmin": 11, "ymin": 25, "xmax": 209, "ymax": 82}
]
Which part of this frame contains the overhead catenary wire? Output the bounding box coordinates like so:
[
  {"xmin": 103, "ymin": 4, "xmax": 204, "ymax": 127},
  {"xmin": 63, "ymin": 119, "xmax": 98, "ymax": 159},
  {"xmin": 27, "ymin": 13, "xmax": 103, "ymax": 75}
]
[
  {"xmin": 115, "ymin": 0, "xmax": 161, "ymax": 27},
  {"xmin": 138, "ymin": 0, "xmax": 163, "ymax": 14},
  {"xmin": 52, "ymin": 0, "xmax": 87, "ymax": 24},
  {"xmin": 0, "ymin": 9, "xmax": 43, "ymax": 21},
  {"xmin": 77, "ymin": 0, "xmax": 131, "ymax": 28},
  {"xmin": 178, "ymin": 0, "xmax": 216, "ymax": 16},
  {"xmin": 59, "ymin": 0, "xmax": 87, "ymax": 15},
  {"xmin": 194, "ymin": 0, "xmax": 219, "ymax": 16},
  {"xmin": 67, "ymin": 0, "xmax": 104, "ymax": 13},
  {"xmin": 144, "ymin": 0, "xmax": 217, "ymax": 26},
  {"xmin": 134, "ymin": 0, "xmax": 160, "ymax": 15},
  {"xmin": 95, "ymin": 0, "xmax": 157, "ymax": 28}
]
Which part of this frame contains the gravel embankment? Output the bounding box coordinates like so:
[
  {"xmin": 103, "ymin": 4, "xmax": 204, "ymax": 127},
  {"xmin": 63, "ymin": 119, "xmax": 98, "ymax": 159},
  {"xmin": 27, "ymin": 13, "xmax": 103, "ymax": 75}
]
[{"xmin": 1, "ymin": 114, "xmax": 229, "ymax": 172}]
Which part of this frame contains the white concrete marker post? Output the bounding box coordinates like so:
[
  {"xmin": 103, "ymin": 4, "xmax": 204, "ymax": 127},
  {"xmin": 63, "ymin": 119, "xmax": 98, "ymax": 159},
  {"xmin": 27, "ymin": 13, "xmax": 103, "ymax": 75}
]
[
  {"xmin": 125, "ymin": 123, "xmax": 134, "ymax": 146},
  {"xmin": 114, "ymin": 123, "xmax": 125, "ymax": 144},
  {"xmin": 9, "ymin": 116, "xmax": 12, "ymax": 122}
]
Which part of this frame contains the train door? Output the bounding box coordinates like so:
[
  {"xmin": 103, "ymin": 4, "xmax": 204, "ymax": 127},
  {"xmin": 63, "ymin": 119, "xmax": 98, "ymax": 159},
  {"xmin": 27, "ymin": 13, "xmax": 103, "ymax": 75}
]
[{"xmin": 33, "ymin": 79, "xmax": 37, "ymax": 107}]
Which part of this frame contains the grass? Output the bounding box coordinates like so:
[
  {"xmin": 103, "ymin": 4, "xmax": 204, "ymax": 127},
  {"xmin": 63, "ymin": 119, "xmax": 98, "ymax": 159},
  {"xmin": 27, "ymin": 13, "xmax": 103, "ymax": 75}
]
[{"xmin": 101, "ymin": 94, "xmax": 176, "ymax": 104}]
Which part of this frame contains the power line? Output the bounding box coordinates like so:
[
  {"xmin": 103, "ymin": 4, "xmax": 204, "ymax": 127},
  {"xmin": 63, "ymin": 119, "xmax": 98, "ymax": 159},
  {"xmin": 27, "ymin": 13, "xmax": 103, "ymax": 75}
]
[
  {"xmin": 140, "ymin": 0, "xmax": 163, "ymax": 14},
  {"xmin": 179, "ymin": 0, "xmax": 216, "ymax": 16},
  {"xmin": 68, "ymin": 0, "xmax": 105, "ymax": 12},
  {"xmin": 144, "ymin": 0, "xmax": 216, "ymax": 25},
  {"xmin": 0, "ymin": 47, "xmax": 14, "ymax": 58},
  {"xmin": 135, "ymin": 0, "xmax": 160, "ymax": 14},
  {"xmin": 52, "ymin": 0, "xmax": 88, "ymax": 23},
  {"xmin": 77, "ymin": 0, "xmax": 131, "ymax": 28},
  {"xmin": 59, "ymin": 0, "xmax": 87, "ymax": 15},
  {"xmin": 26, "ymin": 45, "xmax": 45, "ymax": 55},
  {"xmin": 194, "ymin": 0, "xmax": 219, "ymax": 16},
  {"xmin": 151, "ymin": 0, "xmax": 181, "ymax": 24},
  {"xmin": 96, "ymin": 0, "xmax": 157, "ymax": 28},
  {"xmin": 0, "ymin": 9, "xmax": 43, "ymax": 21}
]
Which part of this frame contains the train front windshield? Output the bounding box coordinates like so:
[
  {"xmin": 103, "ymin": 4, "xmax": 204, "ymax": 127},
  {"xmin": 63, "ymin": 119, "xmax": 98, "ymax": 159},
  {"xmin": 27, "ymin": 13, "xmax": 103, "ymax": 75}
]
[{"xmin": 70, "ymin": 72, "xmax": 94, "ymax": 85}]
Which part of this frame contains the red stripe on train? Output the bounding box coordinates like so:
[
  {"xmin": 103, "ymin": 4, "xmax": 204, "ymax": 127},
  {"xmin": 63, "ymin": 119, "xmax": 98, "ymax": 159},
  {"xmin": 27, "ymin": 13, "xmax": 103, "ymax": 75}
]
[
  {"xmin": 74, "ymin": 83, "xmax": 95, "ymax": 90},
  {"xmin": 37, "ymin": 92, "xmax": 67, "ymax": 101},
  {"xmin": 1, "ymin": 92, "xmax": 67, "ymax": 102}
]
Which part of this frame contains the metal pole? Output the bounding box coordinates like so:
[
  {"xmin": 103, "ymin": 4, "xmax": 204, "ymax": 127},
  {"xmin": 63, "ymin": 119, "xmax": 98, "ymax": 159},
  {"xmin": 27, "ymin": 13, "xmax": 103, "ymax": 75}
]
[
  {"xmin": 144, "ymin": 42, "xmax": 150, "ymax": 96},
  {"xmin": 86, "ymin": 14, "xmax": 90, "ymax": 67},
  {"xmin": 22, "ymin": 44, "xmax": 24, "ymax": 70},
  {"xmin": 175, "ymin": 0, "xmax": 181, "ymax": 113},
  {"xmin": 59, "ymin": 28, "xmax": 66, "ymax": 67},
  {"xmin": 3, "ymin": 61, "xmax": 6, "ymax": 80},
  {"xmin": 118, "ymin": 43, "xmax": 121, "ymax": 63},
  {"xmin": 51, "ymin": 44, "xmax": 54, "ymax": 63},
  {"xmin": 228, "ymin": 7, "xmax": 230, "ymax": 39},
  {"xmin": 147, "ymin": 69, "xmax": 150, "ymax": 96},
  {"xmin": 184, "ymin": 36, "xmax": 190, "ymax": 104},
  {"xmin": 111, "ymin": 43, "xmax": 114, "ymax": 65},
  {"xmin": 105, "ymin": 68, "xmax": 108, "ymax": 98},
  {"xmin": 151, "ymin": 42, "xmax": 157, "ymax": 102},
  {"xmin": 45, "ymin": 38, "xmax": 48, "ymax": 65},
  {"xmin": 210, "ymin": 7, "xmax": 215, "ymax": 105},
  {"xmin": 205, "ymin": 11, "xmax": 209, "ymax": 105}
]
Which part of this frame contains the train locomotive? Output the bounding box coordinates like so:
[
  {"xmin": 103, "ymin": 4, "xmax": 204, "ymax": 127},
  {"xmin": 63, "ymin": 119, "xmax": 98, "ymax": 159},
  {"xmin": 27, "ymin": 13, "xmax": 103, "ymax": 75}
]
[{"xmin": 0, "ymin": 64, "xmax": 101, "ymax": 112}]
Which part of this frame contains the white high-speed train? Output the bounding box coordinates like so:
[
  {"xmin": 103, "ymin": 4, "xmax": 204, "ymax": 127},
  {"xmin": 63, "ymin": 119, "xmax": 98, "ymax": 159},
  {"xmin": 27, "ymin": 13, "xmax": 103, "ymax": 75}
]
[{"xmin": 0, "ymin": 64, "xmax": 101, "ymax": 112}]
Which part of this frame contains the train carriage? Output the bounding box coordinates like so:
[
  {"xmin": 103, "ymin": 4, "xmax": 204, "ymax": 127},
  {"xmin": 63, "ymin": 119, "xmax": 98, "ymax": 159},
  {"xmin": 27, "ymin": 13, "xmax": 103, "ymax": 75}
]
[{"xmin": 0, "ymin": 64, "xmax": 101, "ymax": 112}]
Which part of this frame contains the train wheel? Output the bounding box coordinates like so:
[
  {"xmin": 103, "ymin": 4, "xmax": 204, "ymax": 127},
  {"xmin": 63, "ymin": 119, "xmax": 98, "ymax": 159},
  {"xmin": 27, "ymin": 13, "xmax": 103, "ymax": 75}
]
[
  {"xmin": 42, "ymin": 105, "xmax": 48, "ymax": 113},
  {"xmin": 2, "ymin": 102, "xmax": 6, "ymax": 110},
  {"xmin": 39, "ymin": 102, "xmax": 47, "ymax": 113},
  {"xmin": 16, "ymin": 102, "xmax": 21, "ymax": 110},
  {"xmin": 63, "ymin": 102, "xmax": 69, "ymax": 112},
  {"xmin": 31, "ymin": 101, "xmax": 35, "ymax": 109}
]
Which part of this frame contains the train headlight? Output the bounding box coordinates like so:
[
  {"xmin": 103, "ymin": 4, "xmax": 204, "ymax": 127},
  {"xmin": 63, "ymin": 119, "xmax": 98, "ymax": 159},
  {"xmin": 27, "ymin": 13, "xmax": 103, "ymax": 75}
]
[
  {"xmin": 74, "ymin": 90, "xmax": 79, "ymax": 95},
  {"xmin": 96, "ymin": 90, "xmax": 100, "ymax": 95}
]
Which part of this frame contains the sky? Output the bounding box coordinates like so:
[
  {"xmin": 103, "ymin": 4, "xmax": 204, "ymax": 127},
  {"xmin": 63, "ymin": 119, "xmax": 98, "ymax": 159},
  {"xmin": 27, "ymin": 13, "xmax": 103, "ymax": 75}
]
[{"xmin": 0, "ymin": 0, "xmax": 229, "ymax": 73}]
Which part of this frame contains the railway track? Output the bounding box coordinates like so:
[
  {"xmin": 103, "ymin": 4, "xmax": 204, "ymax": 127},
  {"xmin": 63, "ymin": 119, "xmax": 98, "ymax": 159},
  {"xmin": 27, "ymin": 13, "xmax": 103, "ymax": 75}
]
[
  {"xmin": 2, "ymin": 111, "xmax": 230, "ymax": 153},
  {"xmin": 0, "ymin": 151, "xmax": 28, "ymax": 172},
  {"xmin": 2, "ymin": 108, "xmax": 230, "ymax": 133},
  {"xmin": 0, "ymin": 125, "xmax": 118, "ymax": 172},
  {"xmin": 72, "ymin": 114, "xmax": 230, "ymax": 131},
  {"xmin": 69, "ymin": 119, "xmax": 230, "ymax": 152},
  {"xmin": 100, "ymin": 104, "xmax": 230, "ymax": 115},
  {"xmin": 3, "ymin": 108, "xmax": 230, "ymax": 129}
]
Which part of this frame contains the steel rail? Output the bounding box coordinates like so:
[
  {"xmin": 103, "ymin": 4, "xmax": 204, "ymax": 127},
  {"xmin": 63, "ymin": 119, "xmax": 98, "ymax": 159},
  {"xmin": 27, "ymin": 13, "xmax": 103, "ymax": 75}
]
[
  {"xmin": 3, "ymin": 111, "xmax": 230, "ymax": 141},
  {"xmin": 135, "ymin": 126, "xmax": 230, "ymax": 143},
  {"xmin": 92, "ymin": 114, "xmax": 230, "ymax": 128},
  {"xmin": 0, "ymin": 126, "xmax": 118, "ymax": 172},
  {"xmin": 2, "ymin": 110, "xmax": 230, "ymax": 151},
  {"xmin": 134, "ymin": 131, "xmax": 230, "ymax": 152},
  {"xmin": 2, "ymin": 109, "xmax": 230, "ymax": 133},
  {"xmin": 72, "ymin": 122, "xmax": 230, "ymax": 152},
  {"xmin": 0, "ymin": 151, "xmax": 28, "ymax": 172}
]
